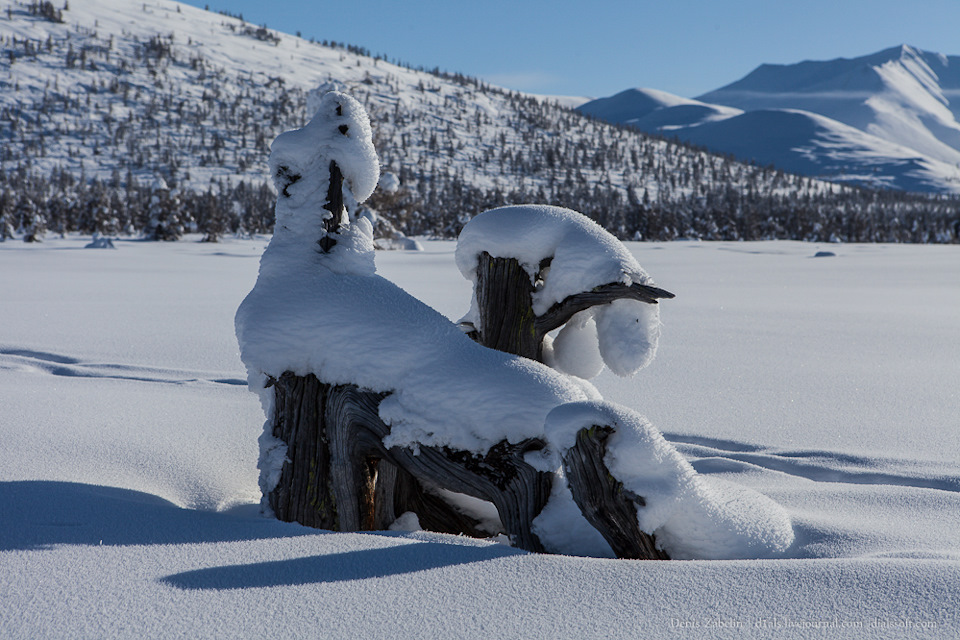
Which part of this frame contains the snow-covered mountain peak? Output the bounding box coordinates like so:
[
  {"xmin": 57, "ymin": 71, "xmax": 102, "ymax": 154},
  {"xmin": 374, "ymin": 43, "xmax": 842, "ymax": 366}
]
[{"xmin": 581, "ymin": 45, "xmax": 960, "ymax": 194}]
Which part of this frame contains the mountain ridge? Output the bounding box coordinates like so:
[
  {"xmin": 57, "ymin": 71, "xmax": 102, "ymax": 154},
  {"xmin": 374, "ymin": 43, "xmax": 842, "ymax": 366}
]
[{"xmin": 582, "ymin": 45, "xmax": 960, "ymax": 194}]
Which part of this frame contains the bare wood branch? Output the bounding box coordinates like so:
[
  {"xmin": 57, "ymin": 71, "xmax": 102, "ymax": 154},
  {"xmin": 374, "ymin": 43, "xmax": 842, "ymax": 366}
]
[
  {"xmin": 318, "ymin": 160, "xmax": 344, "ymax": 252},
  {"xmin": 562, "ymin": 425, "xmax": 669, "ymax": 560},
  {"xmin": 535, "ymin": 282, "xmax": 675, "ymax": 335}
]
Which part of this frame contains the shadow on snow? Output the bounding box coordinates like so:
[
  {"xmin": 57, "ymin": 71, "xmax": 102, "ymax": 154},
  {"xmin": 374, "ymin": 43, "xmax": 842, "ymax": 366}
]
[
  {"xmin": 0, "ymin": 480, "xmax": 315, "ymax": 551},
  {"xmin": 161, "ymin": 541, "xmax": 525, "ymax": 590}
]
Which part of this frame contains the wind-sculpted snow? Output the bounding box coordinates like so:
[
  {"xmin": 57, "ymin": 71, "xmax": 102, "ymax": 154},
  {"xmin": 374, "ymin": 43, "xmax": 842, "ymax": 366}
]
[
  {"xmin": 269, "ymin": 91, "xmax": 380, "ymax": 208},
  {"xmin": 3, "ymin": 236, "xmax": 960, "ymax": 637},
  {"xmin": 239, "ymin": 107, "xmax": 792, "ymax": 559},
  {"xmin": 544, "ymin": 402, "xmax": 795, "ymax": 559}
]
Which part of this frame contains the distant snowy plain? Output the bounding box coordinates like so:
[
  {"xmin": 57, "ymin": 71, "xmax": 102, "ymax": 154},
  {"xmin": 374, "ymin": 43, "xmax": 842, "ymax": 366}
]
[{"xmin": 1, "ymin": 237, "xmax": 959, "ymax": 638}]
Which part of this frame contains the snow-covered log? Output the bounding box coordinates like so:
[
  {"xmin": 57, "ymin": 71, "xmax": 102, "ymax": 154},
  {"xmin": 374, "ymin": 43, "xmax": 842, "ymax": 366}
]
[{"xmin": 562, "ymin": 424, "xmax": 668, "ymax": 560}]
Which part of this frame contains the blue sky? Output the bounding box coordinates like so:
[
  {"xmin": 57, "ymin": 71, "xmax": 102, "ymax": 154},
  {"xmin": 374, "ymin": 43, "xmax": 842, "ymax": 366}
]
[{"xmin": 180, "ymin": 0, "xmax": 960, "ymax": 99}]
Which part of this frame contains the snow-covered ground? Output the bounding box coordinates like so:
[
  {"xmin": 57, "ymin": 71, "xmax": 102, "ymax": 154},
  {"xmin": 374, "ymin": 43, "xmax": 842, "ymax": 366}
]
[{"xmin": 2, "ymin": 236, "xmax": 958, "ymax": 638}]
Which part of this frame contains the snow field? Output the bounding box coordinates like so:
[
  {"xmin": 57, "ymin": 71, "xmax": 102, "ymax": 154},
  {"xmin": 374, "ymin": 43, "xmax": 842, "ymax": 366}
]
[{"xmin": 1, "ymin": 236, "xmax": 959, "ymax": 638}]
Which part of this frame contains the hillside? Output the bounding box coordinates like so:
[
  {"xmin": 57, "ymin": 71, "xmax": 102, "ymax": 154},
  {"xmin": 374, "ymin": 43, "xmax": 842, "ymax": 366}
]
[{"xmin": 1, "ymin": 0, "xmax": 958, "ymax": 243}]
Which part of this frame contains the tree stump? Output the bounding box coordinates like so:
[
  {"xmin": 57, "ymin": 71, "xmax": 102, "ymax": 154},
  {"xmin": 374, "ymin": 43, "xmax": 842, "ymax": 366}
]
[
  {"xmin": 265, "ymin": 250, "xmax": 675, "ymax": 559},
  {"xmin": 470, "ymin": 251, "xmax": 674, "ymax": 363},
  {"xmin": 267, "ymin": 374, "xmax": 553, "ymax": 552},
  {"xmin": 257, "ymin": 135, "xmax": 674, "ymax": 557}
]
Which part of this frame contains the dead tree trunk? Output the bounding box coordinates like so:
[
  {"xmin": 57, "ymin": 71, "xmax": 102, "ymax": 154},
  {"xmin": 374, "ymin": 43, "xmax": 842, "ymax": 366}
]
[
  {"xmin": 474, "ymin": 252, "xmax": 542, "ymax": 360},
  {"xmin": 470, "ymin": 251, "xmax": 674, "ymax": 363}
]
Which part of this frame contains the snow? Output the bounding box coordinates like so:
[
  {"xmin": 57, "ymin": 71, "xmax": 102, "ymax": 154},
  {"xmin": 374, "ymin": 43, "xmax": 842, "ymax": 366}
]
[
  {"xmin": 456, "ymin": 205, "xmax": 657, "ymax": 315},
  {"xmin": 3, "ymin": 236, "xmax": 960, "ymax": 638},
  {"xmin": 269, "ymin": 91, "xmax": 380, "ymax": 209},
  {"xmin": 594, "ymin": 298, "xmax": 661, "ymax": 376},
  {"xmin": 546, "ymin": 311, "xmax": 605, "ymax": 379},
  {"xmin": 581, "ymin": 46, "xmax": 960, "ymax": 193}
]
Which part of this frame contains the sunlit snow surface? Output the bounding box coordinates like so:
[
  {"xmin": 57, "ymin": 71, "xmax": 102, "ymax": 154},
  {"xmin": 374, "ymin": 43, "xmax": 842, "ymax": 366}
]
[{"xmin": 2, "ymin": 237, "xmax": 960, "ymax": 638}]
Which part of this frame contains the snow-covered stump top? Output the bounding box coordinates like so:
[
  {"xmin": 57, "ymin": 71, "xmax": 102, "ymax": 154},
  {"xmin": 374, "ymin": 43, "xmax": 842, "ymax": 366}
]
[
  {"xmin": 264, "ymin": 91, "xmax": 380, "ymax": 275},
  {"xmin": 456, "ymin": 205, "xmax": 668, "ymax": 378}
]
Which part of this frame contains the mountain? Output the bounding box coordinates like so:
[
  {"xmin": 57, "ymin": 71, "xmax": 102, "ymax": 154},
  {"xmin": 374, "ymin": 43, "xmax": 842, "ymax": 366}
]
[
  {"xmin": 581, "ymin": 46, "xmax": 960, "ymax": 194},
  {"xmin": 578, "ymin": 88, "xmax": 742, "ymax": 131},
  {"xmin": 1, "ymin": 1, "xmax": 958, "ymax": 243}
]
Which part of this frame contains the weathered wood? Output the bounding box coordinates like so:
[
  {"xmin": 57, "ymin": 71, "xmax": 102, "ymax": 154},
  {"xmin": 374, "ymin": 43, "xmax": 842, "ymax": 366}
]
[
  {"xmin": 318, "ymin": 160, "xmax": 344, "ymax": 252},
  {"xmin": 562, "ymin": 425, "xmax": 669, "ymax": 560},
  {"xmin": 472, "ymin": 252, "xmax": 674, "ymax": 363},
  {"xmin": 270, "ymin": 376, "xmax": 551, "ymax": 552},
  {"xmin": 326, "ymin": 384, "xmax": 391, "ymax": 530},
  {"xmin": 382, "ymin": 436, "xmax": 551, "ymax": 552},
  {"xmin": 535, "ymin": 282, "xmax": 675, "ymax": 335},
  {"xmin": 474, "ymin": 252, "xmax": 541, "ymax": 360},
  {"xmin": 268, "ymin": 372, "xmax": 337, "ymax": 529},
  {"xmin": 391, "ymin": 467, "xmax": 491, "ymax": 538}
]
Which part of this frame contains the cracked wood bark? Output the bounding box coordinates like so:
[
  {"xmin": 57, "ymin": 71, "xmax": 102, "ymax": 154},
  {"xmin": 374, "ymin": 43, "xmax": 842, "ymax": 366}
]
[
  {"xmin": 474, "ymin": 252, "xmax": 542, "ymax": 360},
  {"xmin": 267, "ymin": 372, "xmax": 337, "ymax": 529},
  {"xmin": 268, "ymin": 375, "xmax": 550, "ymax": 552},
  {"xmin": 562, "ymin": 425, "xmax": 668, "ymax": 560}
]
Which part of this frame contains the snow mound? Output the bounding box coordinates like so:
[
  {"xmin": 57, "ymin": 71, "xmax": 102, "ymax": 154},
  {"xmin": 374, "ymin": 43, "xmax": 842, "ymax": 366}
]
[
  {"xmin": 268, "ymin": 90, "xmax": 379, "ymax": 210},
  {"xmin": 544, "ymin": 401, "xmax": 795, "ymax": 560},
  {"xmin": 84, "ymin": 232, "xmax": 116, "ymax": 249}
]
